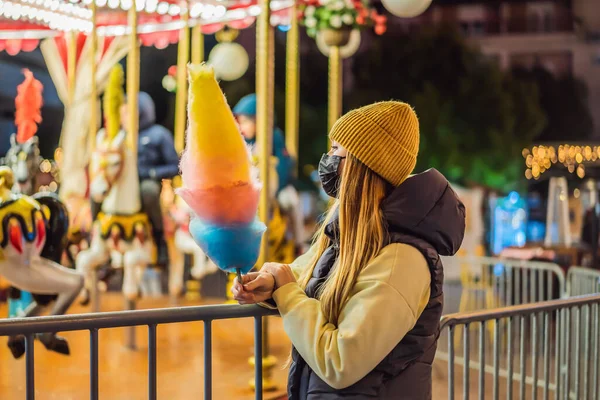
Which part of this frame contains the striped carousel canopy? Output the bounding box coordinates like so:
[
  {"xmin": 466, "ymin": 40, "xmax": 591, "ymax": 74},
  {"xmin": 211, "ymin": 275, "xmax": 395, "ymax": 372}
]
[{"xmin": 0, "ymin": 0, "xmax": 293, "ymax": 53}]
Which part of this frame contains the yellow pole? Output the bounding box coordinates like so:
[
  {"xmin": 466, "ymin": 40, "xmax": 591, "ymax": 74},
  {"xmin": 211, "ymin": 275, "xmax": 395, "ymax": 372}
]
[
  {"xmin": 126, "ymin": 6, "xmax": 139, "ymax": 153},
  {"xmin": 285, "ymin": 2, "xmax": 300, "ymax": 163},
  {"xmin": 249, "ymin": 0, "xmax": 277, "ymax": 392},
  {"xmin": 191, "ymin": 24, "xmax": 204, "ymax": 65},
  {"xmin": 185, "ymin": 19, "xmax": 203, "ymax": 301},
  {"xmin": 67, "ymin": 31, "xmax": 77, "ymax": 107},
  {"xmin": 88, "ymin": 2, "xmax": 97, "ymax": 155},
  {"xmin": 174, "ymin": 5, "xmax": 190, "ymax": 154},
  {"xmin": 327, "ymin": 46, "xmax": 342, "ymax": 132}
]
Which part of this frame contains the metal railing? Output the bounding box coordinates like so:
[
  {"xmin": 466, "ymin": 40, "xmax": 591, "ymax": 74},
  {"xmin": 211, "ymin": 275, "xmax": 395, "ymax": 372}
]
[
  {"xmin": 0, "ymin": 304, "xmax": 278, "ymax": 400},
  {"xmin": 441, "ymin": 294, "xmax": 600, "ymax": 400},
  {"xmin": 452, "ymin": 256, "xmax": 565, "ymax": 308},
  {"xmin": 439, "ymin": 257, "xmax": 566, "ymax": 365},
  {"xmin": 567, "ymin": 266, "xmax": 600, "ymax": 297}
]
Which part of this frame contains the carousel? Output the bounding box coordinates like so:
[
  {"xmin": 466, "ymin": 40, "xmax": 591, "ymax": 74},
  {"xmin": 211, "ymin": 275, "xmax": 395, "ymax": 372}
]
[{"xmin": 0, "ymin": 0, "xmax": 432, "ymax": 398}]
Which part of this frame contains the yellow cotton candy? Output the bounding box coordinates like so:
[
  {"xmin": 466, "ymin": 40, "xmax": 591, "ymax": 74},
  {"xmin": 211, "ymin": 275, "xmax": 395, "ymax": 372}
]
[{"xmin": 185, "ymin": 64, "xmax": 250, "ymax": 188}]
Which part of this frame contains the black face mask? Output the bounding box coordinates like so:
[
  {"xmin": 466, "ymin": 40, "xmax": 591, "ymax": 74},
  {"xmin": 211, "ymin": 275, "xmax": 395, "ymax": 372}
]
[{"xmin": 318, "ymin": 154, "xmax": 345, "ymax": 198}]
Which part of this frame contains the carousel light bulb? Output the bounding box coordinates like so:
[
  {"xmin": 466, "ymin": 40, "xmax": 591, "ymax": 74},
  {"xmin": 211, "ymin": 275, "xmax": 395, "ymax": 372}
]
[
  {"xmin": 96, "ymin": 0, "xmax": 107, "ymax": 7},
  {"xmin": 168, "ymin": 4, "xmax": 179, "ymax": 15},
  {"xmin": 135, "ymin": 0, "xmax": 145, "ymax": 11},
  {"xmin": 144, "ymin": 0, "xmax": 156, "ymax": 12},
  {"xmin": 82, "ymin": 0, "xmax": 91, "ymax": 4},
  {"xmin": 214, "ymin": 4, "xmax": 225, "ymax": 18},
  {"xmin": 226, "ymin": 8, "xmax": 245, "ymax": 20},
  {"xmin": 12, "ymin": 3, "xmax": 21, "ymax": 18},
  {"xmin": 156, "ymin": 1, "xmax": 168, "ymax": 14},
  {"xmin": 50, "ymin": 0, "xmax": 58, "ymax": 10},
  {"xmin": 201, "ymin": 6, "xmax": 214, "ymax": 19},
  {"xmin": 121, "ymin": 0, "xmax": 132, "ymax": 9},
  {"xmin": 247, "ymin": 5, "xmax": 260, "ymax": 15},
  {"xmin": 189, "ymin": 2, "xmax": 202, "ymax": 17}
]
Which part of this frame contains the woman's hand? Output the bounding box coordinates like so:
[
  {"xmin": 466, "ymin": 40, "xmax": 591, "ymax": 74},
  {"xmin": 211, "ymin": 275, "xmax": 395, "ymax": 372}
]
[
  {"xmin": 232, "ymin": 272, "xmax": 276, "ymax": 304},
  {"xmin": 261, "ymin": 263, "xmax": 297, "ymax": 289}
]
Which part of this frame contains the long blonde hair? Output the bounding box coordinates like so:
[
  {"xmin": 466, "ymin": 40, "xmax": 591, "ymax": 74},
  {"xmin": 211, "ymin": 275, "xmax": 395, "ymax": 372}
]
[{"xmin": 300, "ymin": 154, "xmax": 389, "ymax": 325}]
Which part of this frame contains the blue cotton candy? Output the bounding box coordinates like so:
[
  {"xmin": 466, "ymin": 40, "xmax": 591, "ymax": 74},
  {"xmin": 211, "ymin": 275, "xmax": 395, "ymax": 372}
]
[{"xmin": 189, "ymin": 217, "xmax": 266, "ymax": 274}]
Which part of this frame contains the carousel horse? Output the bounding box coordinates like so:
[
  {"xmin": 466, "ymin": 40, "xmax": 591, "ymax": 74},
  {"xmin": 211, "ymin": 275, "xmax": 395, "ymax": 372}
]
[
  {"xmin": 0, "ymin": 166, "xmax": 83, "ymax": 358},
  {"xmin": 1, "ymin": 133, "xmax": 57, "ymax": 319},
  {"xmin": 165, "ymin": 194, "xmax": 217, "ymax": 297},
  {"xmin": 2, "ymin": 133, "xmax": 42, "ymax": 196},
  {"xmin": 76, "ymin": 129, "xmax": 155, "ymax": 303}
]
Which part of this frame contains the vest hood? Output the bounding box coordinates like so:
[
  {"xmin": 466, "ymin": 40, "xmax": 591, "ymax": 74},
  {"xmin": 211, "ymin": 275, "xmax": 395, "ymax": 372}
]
[{"xmin": 381, "ymin": 168, "xmax": 465, "ymax": 256}]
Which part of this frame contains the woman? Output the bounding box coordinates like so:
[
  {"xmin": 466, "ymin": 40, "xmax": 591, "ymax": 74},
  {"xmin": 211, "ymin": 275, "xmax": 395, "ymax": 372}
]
[{"xmin": 233, "ymin": 101, "xmax": 466, "ymax": 399}]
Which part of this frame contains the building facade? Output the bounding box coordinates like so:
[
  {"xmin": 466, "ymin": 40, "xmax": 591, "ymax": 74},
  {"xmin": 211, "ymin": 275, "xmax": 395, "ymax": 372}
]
[{"xmin": 394, "ymin": 0, "xmax": 600, "ymax": 136}]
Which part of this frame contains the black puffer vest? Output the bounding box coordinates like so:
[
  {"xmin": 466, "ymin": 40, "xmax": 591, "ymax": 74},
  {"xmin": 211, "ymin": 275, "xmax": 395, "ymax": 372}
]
[{"xmin": 288, "ymin": 169, "xmax": 465, "ymax": 400}]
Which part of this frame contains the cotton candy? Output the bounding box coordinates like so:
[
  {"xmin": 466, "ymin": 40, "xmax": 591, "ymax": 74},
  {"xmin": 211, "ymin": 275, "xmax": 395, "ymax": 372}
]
[
  {"xmin": 189, "ymin": 218, "xmax": 266, "ymax": 274},
  {"xmin": 176, "ymin": 63, "xmax": 265, "ymax": 275}
]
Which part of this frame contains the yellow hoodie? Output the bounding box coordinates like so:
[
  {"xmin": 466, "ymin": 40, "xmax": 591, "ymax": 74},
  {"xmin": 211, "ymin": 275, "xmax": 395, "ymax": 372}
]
[{"xmin": 269, "ymin": 243, "xmax": 431, "ymax": 390}]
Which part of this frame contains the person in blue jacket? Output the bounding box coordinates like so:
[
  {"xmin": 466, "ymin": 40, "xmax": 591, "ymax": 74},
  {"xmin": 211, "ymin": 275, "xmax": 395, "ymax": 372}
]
[
  {"xmin": 233, "ymin": 93, "xmax": 293, "ymax": 193},
  {"xmin": 234, "ymin": 94, "xmax": 307, "ymax": 256},
  {"xmin": 92, "ymin": 92, "xmax": 179, "ymax": 267}
]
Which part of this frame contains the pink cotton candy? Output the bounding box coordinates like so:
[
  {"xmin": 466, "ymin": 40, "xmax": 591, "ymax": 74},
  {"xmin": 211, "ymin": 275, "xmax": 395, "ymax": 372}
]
[
  {"xmin": 180, "ymin": 149, "xmax": 255, "ymax": 191},
  {"xmin": 176, "ymin": 181, "xmax": 261, "ymax": 226}
]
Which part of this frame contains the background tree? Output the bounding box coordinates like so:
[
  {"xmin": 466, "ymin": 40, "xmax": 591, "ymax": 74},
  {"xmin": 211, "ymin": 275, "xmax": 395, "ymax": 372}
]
[
  {"xmin": 512, "ymin": 66, "xmax": 593, "ymax": 143},
  {"xmin": 348, "ymin": 25, "xmax": 547, "ymax": 191}
]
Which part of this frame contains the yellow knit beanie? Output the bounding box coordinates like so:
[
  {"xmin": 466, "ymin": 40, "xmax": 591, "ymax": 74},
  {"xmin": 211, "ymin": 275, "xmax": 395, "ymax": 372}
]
[{"xmin": 330, "ymin": 101, "xmax": 420, "ymax": 187}]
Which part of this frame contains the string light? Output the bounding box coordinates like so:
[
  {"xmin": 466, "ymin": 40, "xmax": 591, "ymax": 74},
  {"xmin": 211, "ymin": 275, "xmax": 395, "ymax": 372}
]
[
  {"xmin": 524, "ymin": 144, "xmax": 600, "ymax": 180},
  {"xmin": 0, "ymin": 0, "xmax": 294, "ymax": 36},
  {"xmin": 0, "ymin": 0, "xmax": 92, "ymax": 32}
]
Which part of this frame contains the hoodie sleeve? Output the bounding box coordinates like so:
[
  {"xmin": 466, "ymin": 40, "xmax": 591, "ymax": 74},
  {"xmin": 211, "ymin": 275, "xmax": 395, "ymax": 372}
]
[
  {"xmin": 272, "ymin": 243, "xmax": 431, "ymax": 390},
  {"xmin": 146, "ymin": 127, "xmax": 180, "ymax": 180},
  {"xmin": 258, "ymin": 245, "xmax": 317, "ymax": 310}
]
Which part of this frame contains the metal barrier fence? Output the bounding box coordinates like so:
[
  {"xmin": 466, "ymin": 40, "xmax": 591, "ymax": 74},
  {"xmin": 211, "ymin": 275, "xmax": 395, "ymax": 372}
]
[
  {"xmin": 449, "ymin": 256, "xmax": 566, "ymax": 310},
  {"xmin": 438, "ymin": 256, "xmax": 566, "ymax": 371},
  {"xmin": 567, "ymin": 267, "xmax": 600, "ymax": 297},
  {"xmin": 0, "ymin": 304, "xmax": 278, "ymax": 400},
  {"xmin": 441, "ymin": 294, "xmax": 600, "ymax": 400}
]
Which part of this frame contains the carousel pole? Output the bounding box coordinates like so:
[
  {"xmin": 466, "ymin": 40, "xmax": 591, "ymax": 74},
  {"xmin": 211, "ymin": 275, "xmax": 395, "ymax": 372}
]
[
  {"xmin": 171, "ymin": 3, "xmax": 190, "ymax": 303},
  {"xmin": 174, "ymin": 3, "xmax": 190, "ymax": 154},
  {"xmin": 285, "ymin": 2, "xmax": 300, "ymax": 163},
  {"xmin": 88, "ymin": 2, "xmax": 98, "ymax": 156},
  {"xmin": 191, "ymin": 24, "xmax": 204, "ymax": 65},
  {"xmin": 67, "ymin": 31, "xmax": 77, "ymax": 107},
  {"xmin": 88, "ymin": 0, "xmax": 101, "ymax": 313},
  {"xmin": 249, "ymin": 0, "xmax": 277, "ymax": 392},
  {"xmin": 125, "ymin": 3, "xmax": 139, "ymax": 351},
  {"xmin": 183, "ymin": 23, "xmax": 204, "ymax": 302},
  {"xmin": 327, "ymin": 45, "xmax": 342, "ymax": 132}
]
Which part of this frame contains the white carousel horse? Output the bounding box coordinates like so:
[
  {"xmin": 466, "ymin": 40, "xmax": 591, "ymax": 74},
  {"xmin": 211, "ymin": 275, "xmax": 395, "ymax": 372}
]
[
  {"xmin": 165, "ymin": 195, "xmax": 217, "ymax": 297},
  {"xmin": 76, "ymin": 129, "xmax": 155, "ymax": 303},
  {"xmin": 0, "ymin": 167, "xmax": 84, "ymax": 358}
]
